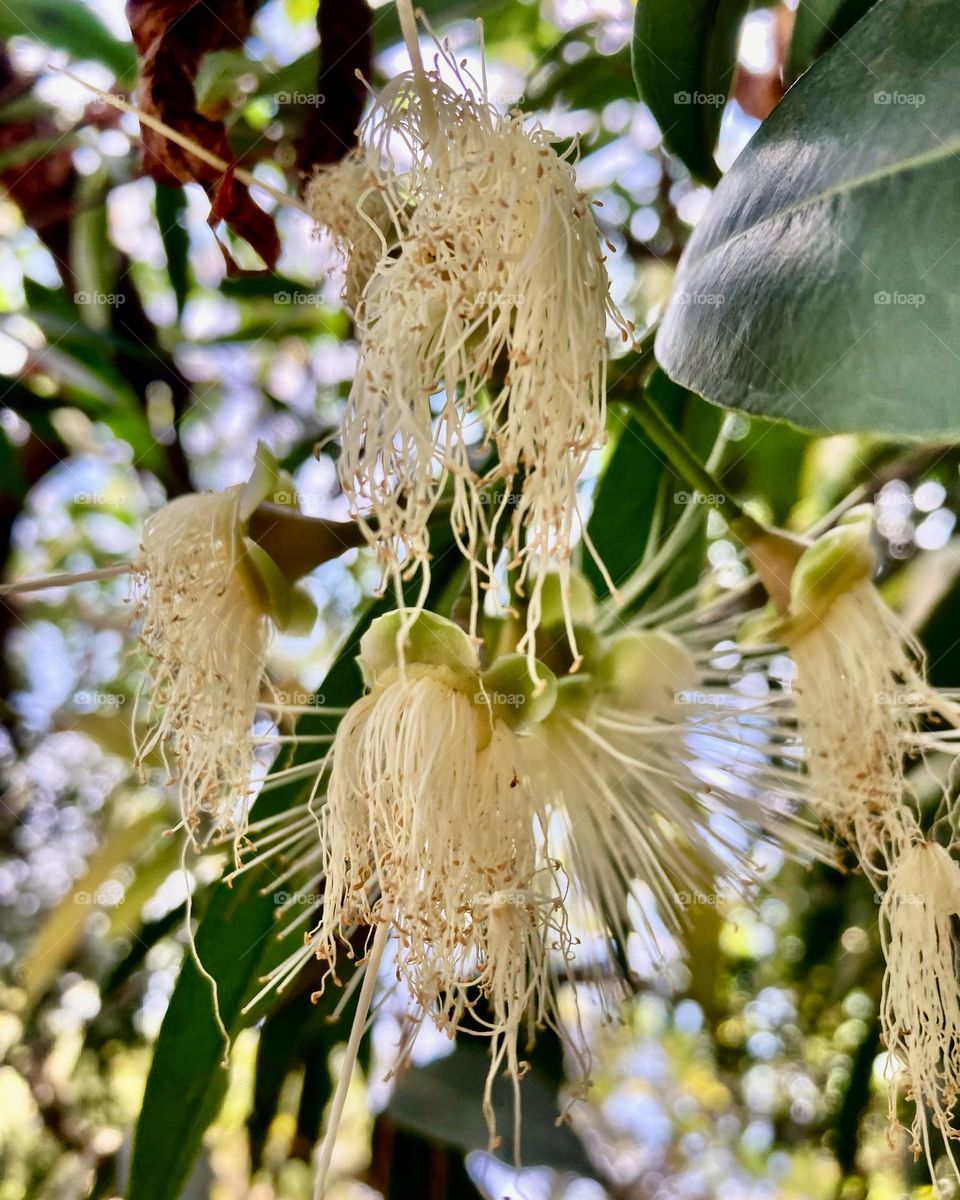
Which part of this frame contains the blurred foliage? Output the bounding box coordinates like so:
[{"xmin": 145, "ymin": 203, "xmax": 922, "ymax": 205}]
[{"xmin": 0, "ymin": 2, "xmax": 957, "ymax": 1200}]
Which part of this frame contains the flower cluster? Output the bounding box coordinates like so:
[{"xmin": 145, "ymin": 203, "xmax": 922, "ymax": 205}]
[
  {"xmin": 112, "ymin": 4, "xmax": 960, "ymax": 1191},
  {"xmin": 308, "ymin": 23, "xmax": 633, "ymax": 674},
  {"xmin": 237, "ymin": 583, "xmax": 821, "ymax": 1180}
]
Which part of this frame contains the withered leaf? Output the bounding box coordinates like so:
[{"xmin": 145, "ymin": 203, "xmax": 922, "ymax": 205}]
[{"xmin": 126, "ymin": 0, "xmax": 280, "ymax": 271}]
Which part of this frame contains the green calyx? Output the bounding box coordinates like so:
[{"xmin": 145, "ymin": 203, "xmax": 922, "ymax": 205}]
[
  {"xmin": 597, "ymin": 629, "xmax": 699, "ymax": 713},
  {"xmin": 358, "ymin": 610, "xmax": 480, "ymax": 688},
  {"xmin": 478, "ymin": 653, "xmax": 558, "ymax": 728},
  {"xmin": 233, "ymin": 443, "xmax": 318, "ymax": 635},
  {"xmin": 739, "ymin": 508, "xmax": 876, "ymax": 645},
  {"xmin": 537, "ymin": 569, "xmax": 597, "ymax": 628},
  {"xmin": 550, "ymin": 673, "xmax": 597, "ymax": 718},
  {"xmin": 360, "ymin": 611, "xmax": 560, "ymax": 738},
  {"xmin": 790, "ymin": 511, "xmax": 876, "ymax": 617}
]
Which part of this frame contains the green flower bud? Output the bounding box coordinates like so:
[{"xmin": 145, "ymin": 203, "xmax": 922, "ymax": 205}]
[
  {"xmin": 538, "ymin": 569, "xmax": 596, "ymax": 628},
  {"xmin": 551, "ymin": 673, "xmax": 597, "ymax": 718},
  {"xmin": 597, "ymin": 629, "xmax": 699, "ymax": 713},
  {"xmin": 790, "ymin": 513, "xmax": 876, "ymax": 623},
  {"xmin": 478, "ymin": 653, "xmax": 557, "ymax": 727},
  {"xmin": 359, "ymin": 610, "xmax": 480, "ymax": 686}
]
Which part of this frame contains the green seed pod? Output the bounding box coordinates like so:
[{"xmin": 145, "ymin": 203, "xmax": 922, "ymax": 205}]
[
  {"xmin": 359, "ymin": 610, "xmax": 480, "ymax": 686},
  {"xmin": 479, "ymin": 653, "xmax": 558, "ymax": 727},
  {"xmin": 598, "ymin": 629, "xmax": 699, "ymax": 713}
]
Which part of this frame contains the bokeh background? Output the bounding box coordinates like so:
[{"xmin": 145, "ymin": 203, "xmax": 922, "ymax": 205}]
[{"xmin": 2, "ymin": 1, "xmax": 960, "ymax": 1197}]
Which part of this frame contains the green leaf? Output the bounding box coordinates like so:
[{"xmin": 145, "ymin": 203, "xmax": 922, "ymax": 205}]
[
  {"xmin": 786, "ymin": 0, "xmax": 879, "ymax": 82},
  {"xmin": 631, "ymin": 0, "xmax": 750, "ymax": 184},
  {"xmin": 656, "ymin": 0, "xmax": 960, "ymax": 439},
  {"xmin": 585, "ymin": 408, "xmax": 679, "ymax": 600},
  {"xmin": 155, "ymin": 186, "xmax": 189, "ymax": 317},
  {"xmin": 785, "ymin": 0, "xmax": 842, "ymax": 82},
  {"xmin": 70, "ymin": 173, "xmax": 115, "ymax": 335},
  {"xmin": 525, "ymin": 28, "xmax": 634, "ymax": 111},
  {"xmin": 0, "ymin": 1, "xmax": 136, "ymax": 82},
  {"xmin": 387, "ymin": 1037, "xmax": 597, "ymax": 1177},
  {"xmin": 920, "ymin": 565, "xmax": 960, "ymax": 689}
]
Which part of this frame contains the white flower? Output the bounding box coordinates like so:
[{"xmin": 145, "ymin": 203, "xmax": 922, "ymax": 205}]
[
  {"xmin": 325, "ymin": 19, "xmax": 632, "ymax": 672},
  {"xmin": 132, "ymin": 447, "xmax": 316, "ymax": 848},
  {"xmin": 305, "ymin": 150, "xmax": 397, "ymax": 311},
  {"xmin": 881, "ymin": 841, "xmax": 960, "ymax": 1176},
  {"xmin": 242, "ymin": 610, "xmax": 567, "ymax": 1182},
  {"xmin": 745, "ymin": 509, "xmax": 958, "ymax": 882},
  {"xmin": 241, "ymin": 592, "xmax": 819, "ymax": 1184},
  {"xmin": 744, "ymin": 507, "xmax": 960, "ymax": 1178}
]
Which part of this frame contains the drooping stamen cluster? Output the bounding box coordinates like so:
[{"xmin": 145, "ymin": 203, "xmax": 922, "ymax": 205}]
[
  {"xmin": 881, "ymin": 841, "xmax": 960, "ymax": 1171},
  {"xmin": 305, "ymin": 150, "xmax": 398, "ymax": 311},
  {"xmin": 133, "ymin": 487, "xmax": 269, "ymax": 843},
  {"xmin": 315, "ymin": 21, "xmax": 632, "ymax": 665},
  {"xmin": 249, "ymin": 611, "xmax": 568, "ymax": 1162},
  {"xmin": 132, "ymin": 447, "xmax": 317, "ymax": 847},
  {"xmin": 743, "ymin": 507, "xmax": 960, "ymax": 1173},
  {"xmin": 751, "ymin": 512, "xmax": 958, "ymax": 881}
]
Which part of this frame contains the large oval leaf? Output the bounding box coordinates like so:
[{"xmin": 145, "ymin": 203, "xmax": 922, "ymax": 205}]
[
  {"xmin": 656, "ymin": 0, "xmax": 960, "ymax": 439},
  {"xmin": 631, "ymin": 0, "xmax": 750, "ymax": 184}
]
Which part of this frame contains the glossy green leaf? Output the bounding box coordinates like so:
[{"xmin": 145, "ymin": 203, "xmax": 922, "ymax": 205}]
[
  {"xmin": 585, "ymin": 389, "xmax": 684, "ymax": 600},
  {"xmin": 0, "ymin": 1, "xmax": 136, "ymax": 82},
  {"xmin": 656, "ymin": 0, "xmax": 960, "ymax": 439},
  {"xmin": 787, "ymin": 0, "xmax": 879, "ymax": 83},
  {"xmin": 631, "ymin": 0, "xmax": 750, "ymax": 184}
]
